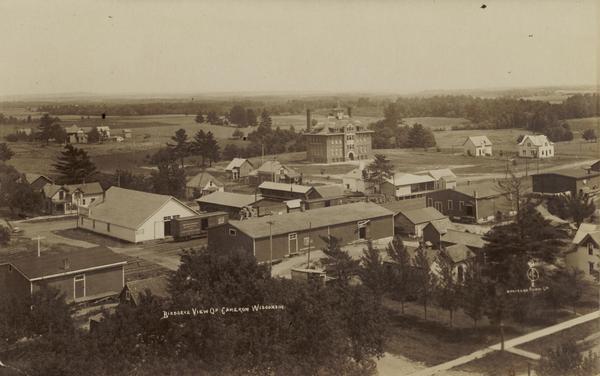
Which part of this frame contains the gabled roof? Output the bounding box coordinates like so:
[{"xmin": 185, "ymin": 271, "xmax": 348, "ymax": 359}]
[
  {"xmin": 254, "ymin": 160, "xmax": 299, "ymax": 177},
  {"xmin": 186, "ymin": 172, "xmax": 223, "ymax": 189},
  {"xmin": 225, "ymin": 158, "xmax": 253, "ymax": 171},
  {"xmin": 8, "ymin": 246, "xmax": 126, "ymax": 281},
  {"xmin": 445, "ymin": 244, "xmax": 475, "ymax": 263},
  {"xmin": 398, "ymin": 207, "xmax": 447, "ymax": 225},
  {"xmin": 43, "ymin": 182, "xmax": 104, "ymax": 198},
  {"xmin": 519, "ymin": 134, "xmax": 553, "ymax": 146},
  {"xmin": 43, "ymin": 184, "xmax": 67, "ymax": 198},
  {"xmin": 579, "ymin": 232, "xmax": 600, "ymax": 247},
  {"xmin": 573, "ymin": 223, "xmax": 600, "ymax": 244},
  {"xmin": 124, "ymin": 275, "xmax": 169, "ymax": 305},
  {"xmin": 197, "ymin": 191, "xmax": 259, "ymax": 208},
  {"xmin": 441, "ymin": 229, "xmax": 487, "ymax": 249},
  {"xmin": 463, "ymin": 136, "xmax": 492, "ymax": 147},
  {"xmin": 25, "ymin": 173, "xmax": 53, "ymax": 185},
  {"xmin": 427, "ymin": 169, "xmax": 457, "ymax": 181},
  {"xmin": 429, "ymin": 218, "xmax": 451, "ymax": 233},
  {"xmin": 385, "ymin": 173, "xmax": 435, "ymax": 186},
  {"xmin": 229, "ymin": 202, "xmax": 393, "ymax": 238},
  {"xmin": 342, "ymin": 167, "xmax": 365, "ymax": 180},
  {"xmin": 87, "ymin": 187, "xmax": 197, "ymax": 229},
  {"xmin": 313, "ymin": 185, "xmax": 345, "ymax": 198},
  {"xmin": 258, "ymin": 181, "xmax": 314, "ymax": 194},
  {"xmin": 378, "ymin": 197, "xmax": 426, "ymax": 213}
]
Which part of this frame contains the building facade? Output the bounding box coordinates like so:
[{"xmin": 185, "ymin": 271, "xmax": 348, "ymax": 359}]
[
  {"xmin": 532, "ymin": 169, "xmax": 600, "ymax": 196},
  {"xmin": 518, "ymin": 135, "xmax": 554, "ymax": 159},
  {"xmin": 225, "ymin": 158, "xmax": 254, "ymax": 180},
  {"xmin": 305, "ymin": 108, "xmax": 373, "ymax": 163},
  {"xmin": 463, "ymin": 136, "xmax": 492, "ymax": 157}
]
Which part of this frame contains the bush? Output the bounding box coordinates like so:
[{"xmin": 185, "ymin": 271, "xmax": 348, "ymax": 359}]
[{"xmin": 0, "ymin": 225, "xmax": 10, "ymax": 245}]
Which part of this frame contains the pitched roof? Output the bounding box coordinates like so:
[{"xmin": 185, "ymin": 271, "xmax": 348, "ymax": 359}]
[
  {"xmin": 398, "ymin": 207, "xmax": 447, "ymax": 225},
  {"xmin": 441, "ymin": 229, "xmax": 487, "ymax": 249},
  {"xmin": 197, "ymin": 191, "xmax": 258, "ymax": 208},
  {"xmin": 229, "ymin": 201, "xmax": 393, "ymax": 238},
  {"xmin": 254, "ymin": 160, "xmax": 299, "ymax": 177},
  {"xmin": 313, "ymin": 185, "xmax": 345, "ymax": 198},
  {"xmin": 25, "ymin": 173, "xmax": 53, "ymax": 185},
  {"xmin": 186, "ymin": 172, "xmax": 223, "ymax": 189},
  {"xmin": 8, "ymin": 246, "xmax": 126, "ymax": 281},
  {"xmin": 573, "ymin": 223, "xmax": 600, "ymax": 244},
  {"xmin": 43, "ymin": 182, "xmax": 104, "ymax": 198},
  {"xmin": 125, "ymin": 275, "xmax": 169, "ymax": 305},
  {"xmin": 385, "ymin": 173, "xmax": 435, "ymax": 186},
  {"xmin": 580, "ymin": 232, "xmax": 600, "ymax": 247},
  {"xmin": 453, "ymin": 181, "xmax": 503, "ymax": 199},
  {"xmin": 43, "ymin": 184, "xmax": 66, "ymax": 198},
  {"xmin": 519, "ymin": 134, "xmax": 553, "ymax": 146},
  {"xmin": 258, "ymin": 181, "xmax": 314, "ymax": 194},
  {"xmin": 429, "ymin": 218, "xmax": 451, "ymax": 233},
  {"xmin": 225, "ymin": 158, "xmax": 252, "ymax": 171},
  {"xmin": 87, "ymin": 187, "xmax": 197, "ymax": 229},
  {"xmin": 445, "ymin": 244, "xmax": 475, "ymax": 263},
  {"xmin": 378, "ymin": 197, "xmax": 426, "ymax": 213},
  {"xmin": 533, "ymin": 168, "xmax": 600, "ymax": 180},
  {"xmin": 342, "ymin": 167, "xmax": 364, "ymax": 180},
  {"xmin": 427, "ymin": 169, "xmax": 457, "ymax": 181},
  {"xmin": 463, "ymin": 136, "xmax": 492, "ymax": 146}
]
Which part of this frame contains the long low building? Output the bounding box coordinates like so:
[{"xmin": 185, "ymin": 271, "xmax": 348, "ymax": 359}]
[
  {"xmin": 78, "ymin": 187, "xmax": 198, "ymax": 243},
  {"xmin": 207, "ymin": 202, "xmax": 394, "ymax": 263},
  {"xmin": 532, "ymin": 168, "xmax": 600, "ymax": 196}
]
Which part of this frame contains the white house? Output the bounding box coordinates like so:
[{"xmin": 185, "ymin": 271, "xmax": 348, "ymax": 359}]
[
  {"xmin": 43, "ymin": 182, "xmax": 104, "ymax": 215},
  {"xmin": 518, "ymin": 135, "xmax": 554, "ymax": 159},
  {"xmin": 342, "ymin": 162, "xmax": 370, "ymax": 193},
  {"xmin": 380, "ymin": 173, "xmax": 436, "ymax": 199},
  {"xmin": 78, "ymin": 187, "xmax": 198, "ymax": 243},
  {"xmin": 565, "ymin": 223, "xmax": 600, "ymax": 280},
  {"xmin": 185, "ymin": 172, "xmax": 224, "ymax": 199},
  {"xmin": 463, "ymin": 136, "xmax": 492, "ymax": 157},
  {"xmin": 427, "ymin": 169, "xmax": 457, "ymax": 190}
]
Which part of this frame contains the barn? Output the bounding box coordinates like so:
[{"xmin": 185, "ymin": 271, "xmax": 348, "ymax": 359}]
[
  {"xmin": 78, "ymin": 187, "xmax": 198, "ymax": 243},
  {"xmin": 207, "ymin": 201, "xmax": 394, "ymax": 263},
  {"xmin": 0, "ymin": 246, "xmax": 126, "ymax": 303}
]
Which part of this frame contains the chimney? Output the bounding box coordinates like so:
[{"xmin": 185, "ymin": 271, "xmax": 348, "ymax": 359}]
[
  {"xmin": 63, "ymin": 258, "xmax": 70, "ymax": 270},
  {"xmin": 473, "ymin": 190, "xmax": 478, "ymax": 199},
  {"xmin": 306, "ymin": 109, "xmax": 312, "ymax": 131},
  {"xmin": 347, "ymin": 106, "xmax": 352, "ymax": 118}
]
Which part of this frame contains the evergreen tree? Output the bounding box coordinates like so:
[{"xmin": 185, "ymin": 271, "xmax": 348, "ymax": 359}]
[
  {"xmin": 364, "ymin": 154, "xmax": 394, "ymax": 193},
  {"xmin": 320, "ymin": 235, "xmax": 360, "ymax": 285},
  {"xmin": 53, "ymin": 144, "xmax": 98, "ymax": 184},
  {"xmin": 554, "ymin": 192, "xmax": 596, "ymax": 227},
  {"xmin": 167, "ymin": 128, "xmax": 190, "ymax": 168},
  {"xmin": 151, "ymin": 160, "xmax": 186, "ymax": 198},
  {"xmin": 204, "ymin": 131, "xmax": 220, "ymax": 167},
  {"xmin": 433, "ymin": 252, "xmax": 462, "ymax": 327},
  {"xmin": 87, "ymin": 126, "xmax": 101, "ymax": 143},
  {"xmin": 246, "ymin": 109, "xmax": 257, "ymax": 127},
  {"xmin": 461, "ymin": 272, "xmax": 486, "ymax": 327},
  {"xmin": 38, "ymin": 113, "xmax": 60, "ymax": 144},
  {"xmin": 413, "ymin": 247, "xmax": 435, "ymax": 320},
  {"xmin": 385, "ymin": 236, "xmax": 412, "ymax": 314},
  {"xmin": 259, "ymin": 109, "xmax": 272, "ymax": 128},
  {"xmin": 190, "ymin": 129, "xmax": 207, "ymax": 166},
  {"xmin": 195, "ymin": 113, "xmax": 205, "ymax": 123},
  {"xmin": 206, "ymin": 111, "xmax": 219, "ymax": 125},
  {"xmin": 358, "ymin": 241, "xmax": 387, "ymax": 299}
]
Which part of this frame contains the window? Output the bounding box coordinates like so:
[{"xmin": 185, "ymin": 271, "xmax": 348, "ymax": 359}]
[
  {"xmin": 218, "ymin": 217, "xmax": 225, "ymax": 224},
  {"xmin": 588, "ymin": 243, "xmax": 594, "ymax": 255},
  {"xmin": 589, "ymin": 262, "xmax": 595, "ymax": 275},
  {"xmin": 459, "ymin": 201, "xmax": 464, "ymax": 211},
  {"xmin": 288, "ymin": 233, "xmax": 297, "ymax": 240},
  {"xmin": 80, "ymin": 217, "xmax": 84, "ymax": 225},
  {"xmin": 303, "ymin": 237, "xmax": 310, "ymax": 246},
  {"xmin": 82, "ymin": 199, "xmax": 86, "ymax": 205},
  {"xmin": 447, "ymin": 200, "xmax": 453, "ymax": 210},
  {"xmin": 8, "ymin": 265, "xmax": 12, "ymax": 272},
  {"xmin": 59, "ymin": 191, "xmax": 64, "ymax": 200},
  {"xmin": 434, "ymin": 201, "xmax": 442, "ymax": 211},
  {"xmin": 229, "ymin": 229, "xmax": 237, "ymax": 236},
  {"xmin": 107, "ymin": 223, "xmax": 111, "ymax": 232},
  {"xmin": 427, "ymin": 198, "xmax": 433, "ymax": 207}
]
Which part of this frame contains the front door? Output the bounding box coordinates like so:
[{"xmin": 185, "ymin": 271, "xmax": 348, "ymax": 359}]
[
  {"xmin": 164, "ymin": 216, "xmax": 172, "ymax": 236},
  {"xmin": 288, "ymin": 233, "xmax": 298, "ymax": 254},
  {"xmin": 74, "ymin": 275, "xmax": 85, "ymax": 300}
]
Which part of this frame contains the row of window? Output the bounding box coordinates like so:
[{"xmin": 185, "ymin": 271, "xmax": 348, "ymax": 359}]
[{"xmin": 427, "ymin": 198, "xmax": 468, "ymax": 211}]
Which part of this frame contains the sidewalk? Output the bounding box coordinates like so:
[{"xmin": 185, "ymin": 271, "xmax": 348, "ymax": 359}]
[{"xmin": 409, "ymin": 310, "xmax": 600, "ymax": 376}]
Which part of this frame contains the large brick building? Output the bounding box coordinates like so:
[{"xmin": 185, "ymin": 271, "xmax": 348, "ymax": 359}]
[{"xmin": 305, "ymin": 107, "xmax": 373, "ymax": 163}]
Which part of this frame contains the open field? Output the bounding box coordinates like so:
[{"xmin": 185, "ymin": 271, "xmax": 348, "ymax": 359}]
[
  {"xmin": 566, "ymin": 116, "xmax": 600, "ymax": 134},
  {"xmin": 403, "ymin": 117, "xmax": 472, "ymax": 130}
]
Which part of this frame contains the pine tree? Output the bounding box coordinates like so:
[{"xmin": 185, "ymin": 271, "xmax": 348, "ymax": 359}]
[
  {"xmin": 38, "ymin": 113, "xmax": 59, "ymax": 144},
  {"xmin": 191, "ymin": 129, "xmax": 207, "ymax": 166},
  {"xmin": 53, "ymin": 144, "xmax": 97, "ymax": 184},
  {"xmin": 358, "ymin": 241, "xmax": 387, "ymax": 299},
  {"xmin": 461, "ymin": 272, "xmax": 486, "ymax": 327},
  {"xmin": 204, "ymin": 131, "xmax": 220, "ymax": 167},
  {"xmin": 434, "ymin": 252, "xmax": 462, "ymax": 327},
  {"xmin": 413, "ymin": 247, "xmax": 435, "ymax": 320},
  {"xmin": 259, "ymin": 109, "xmax": 272, "ymax": 129},
  {"xmin": 167, "ymin": 128, "xmax": 190, "ymax": 168},
  {"xmin": 320, "ymin": 236, "xmax": 359, "ymax": 285},
  {"xmin": 385, "ymin": 236, "xmax": 412, "ymax": 314},
  {"xmin": 246, "ymin": 109, "xmax": 258, "ymax": 127},
  {"xmin": 364, "ymin": 154, "xmax": 394, "ymax": 193}
]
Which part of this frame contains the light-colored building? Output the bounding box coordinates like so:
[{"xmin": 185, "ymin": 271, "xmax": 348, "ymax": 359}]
[
  {"xmin": 380, "ymin": 173, "xmax": 436, "ymax": 200},
  {"xmin": 463, "ymin": 136, "xmax": 492, "ymax": 157},
  {"xmin": 185, "ymin": 172, "xmax": 224, "ymax": 199},
  {"xmin": 518, "ymin": 134, "xmax": 554, "ymax": 159},
  {"xmin": 566, "ymin": 223, "xmax": 600, "ymax": 280},
  {"xmin": 225, "ymin": 158, "xmax": 254, "ymax": 180},
  {"xmin": 427, "ymin": 169, "xmax": 457, "ymax": 190},
  {"xmin": 249, "ymin": 160, "xmax": 301, "ymax": 185},
  {"xmin": 96, "ymin": 126, "xmax": 111, "ymax": 140},
  {"xmin": 305, "ymin": 107, "xmax": 373, "ymax": 163},
  {"xmin": 78, "ymin": 187, "xmax": 198, "ymax": 243},
  {"xmin": 122, "ymin": 129, "xmax": 132, "ymax": 138},
  {"xmin": 65, "ymin": 125, "xmax": 89, "ymax": 144},
  {"xmin": 342, "ymin": 161, "xmax": 371, "ymax": 193},
  {"xmin": 43, "ymin": 182, "xmax": 104, "ymax": 215}
]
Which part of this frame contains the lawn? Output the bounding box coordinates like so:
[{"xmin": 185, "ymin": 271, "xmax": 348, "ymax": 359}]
[{"xmin": 403, "ymin": 117, "xmax": 472, "ymax": 130}]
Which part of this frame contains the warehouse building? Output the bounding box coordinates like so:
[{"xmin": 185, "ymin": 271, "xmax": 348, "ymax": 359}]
[
  {"xmin": 78, "ymin": 187, "xmax": 198, "ymax": 243},
  {"xmin": 207, "ymin": 202, "xmax": 394, "ymax": 263},
  {"xmin": 532, "ymin": 168, "xmax": 600, "ymax": 197}
]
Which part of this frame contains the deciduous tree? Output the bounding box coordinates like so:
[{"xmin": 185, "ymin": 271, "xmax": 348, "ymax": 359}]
[
  {"xmin": 413, "ymin": 247, "xmax": 435, "ymax": 320},
  {"xmin": 385, "ymin": 236, "xmax": 413, "ymax": 313},
  {"xmin": 0, "ymin": 143, "xmax": 14, "ymax": 161}
]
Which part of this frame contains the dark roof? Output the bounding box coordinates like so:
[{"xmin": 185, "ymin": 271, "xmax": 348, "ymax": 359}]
[
  {"xmin": 197, "ymin": 191, "xmax": 259, "ymax": 208},
  {"xmin": 532, "ymin": 168, "xmax": 600, "ymax": 180},
  {"xmin": 125, "ymin": 275, "xmax": 169, "ymax": 305},
  {"xmin": 313, "ymin": 185, "xmax": 345, "ymax": 198},
  {"xmin": 9, "ymin": 246, "xmax": 126, "ymax": 281},
  {"xmin": 441, "ymin": 229, "xmax": 487, "ymax": 249},
  {"xmin": 259, "ymin": 181, "xmax": 314, "ymax": 194},
  {"xmin": 229, "ymin": 202, "xmax": 393, "ymax": 238},
  {"xmin": 453, "ymin": 181, "xmax": 504, "ymax": 199},
  {"xmin": 398, "ymin": 207, "xmax": 447, "ymax": 225}
]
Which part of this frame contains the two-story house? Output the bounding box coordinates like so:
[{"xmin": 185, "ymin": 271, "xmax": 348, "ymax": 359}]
[
  {"xmin": 43, "ymin": 182, "xmax": 104, "ymax": 215},
  {"xmin": 518, "ymin": 134, "xmax": 554, "ymax": 159},
  {"xmin": 566, "ymin": 223, "xmax": 600, "ymax": 280},
  {"xmin": 463, "ymin": 136, "xmax": 492, "ymax": 157},
  {"xmin": 380, "ymin": 173, "xmax": 436, "ymax": 200}
]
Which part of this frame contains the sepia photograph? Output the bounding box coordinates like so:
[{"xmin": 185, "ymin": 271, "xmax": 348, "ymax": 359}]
[{"xmin": 0, "ymin": 0, "xmax": 598, "ymax": 375}]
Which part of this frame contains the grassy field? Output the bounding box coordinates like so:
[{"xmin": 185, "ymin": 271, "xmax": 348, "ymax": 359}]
[{"xmin": 403, "ymin": 117, "xmax": 472, "ymax": 130}]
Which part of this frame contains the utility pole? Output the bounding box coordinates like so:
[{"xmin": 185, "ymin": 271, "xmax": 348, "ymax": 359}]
[
  {"xmin": 32, "ymin": 235, "xmax": 45, "ymax": 257},
  {"xmin": 307, "ymin": 222, "xmax": 312, "ymax": 268}
]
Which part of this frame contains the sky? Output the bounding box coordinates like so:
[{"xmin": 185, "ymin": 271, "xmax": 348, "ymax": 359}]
[{"xmin": 0, "ymin": 0, "xmax": 598, "ymax": 97}]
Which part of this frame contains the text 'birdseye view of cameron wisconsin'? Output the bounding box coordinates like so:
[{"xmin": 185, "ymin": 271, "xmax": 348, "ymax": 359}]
[{"xmin": 0, "ymin": 1, "xmax": 599, "ymax": 376}]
